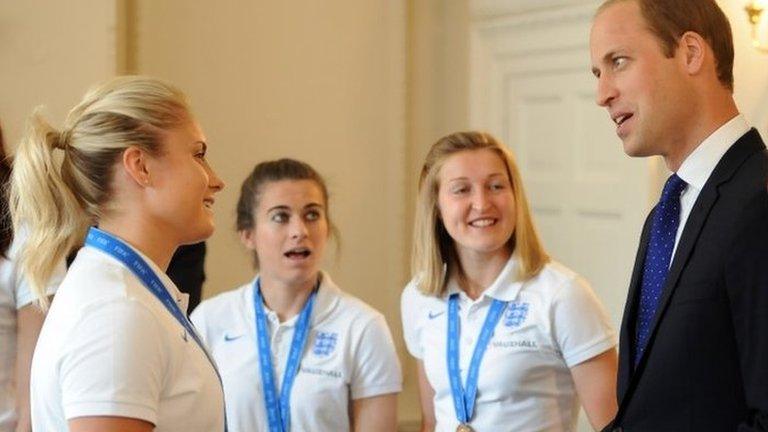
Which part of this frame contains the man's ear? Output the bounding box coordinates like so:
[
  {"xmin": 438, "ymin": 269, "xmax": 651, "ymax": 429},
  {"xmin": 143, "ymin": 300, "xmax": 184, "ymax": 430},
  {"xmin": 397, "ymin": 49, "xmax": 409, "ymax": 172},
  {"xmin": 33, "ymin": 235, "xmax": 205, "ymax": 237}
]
[
  {"xmin": 239, "ymin": 229, "xmax": 257, "ymax": 250},
  {"xmin": 122, "ymin": 146, "xmax": 152, "ymax": 187},
  {"xmin": 679, "ymin": 31, "xmax": 706, "ymax": 75}
]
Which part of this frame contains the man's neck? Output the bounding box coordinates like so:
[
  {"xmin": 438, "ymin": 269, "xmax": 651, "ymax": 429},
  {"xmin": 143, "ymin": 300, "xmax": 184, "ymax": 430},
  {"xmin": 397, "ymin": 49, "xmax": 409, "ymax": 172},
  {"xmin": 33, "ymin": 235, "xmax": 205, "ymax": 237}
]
[{"xmin": 664, "ymin": 95, "xmax": 739, "ymax": 172}]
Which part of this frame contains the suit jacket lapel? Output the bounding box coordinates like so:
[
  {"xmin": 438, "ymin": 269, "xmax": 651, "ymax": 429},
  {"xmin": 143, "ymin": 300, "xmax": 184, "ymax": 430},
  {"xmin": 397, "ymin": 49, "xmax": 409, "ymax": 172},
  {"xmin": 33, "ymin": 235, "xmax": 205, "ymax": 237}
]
[{"xmin": 617, "ymin": 212, "xmax": 653, "ymax": 399}]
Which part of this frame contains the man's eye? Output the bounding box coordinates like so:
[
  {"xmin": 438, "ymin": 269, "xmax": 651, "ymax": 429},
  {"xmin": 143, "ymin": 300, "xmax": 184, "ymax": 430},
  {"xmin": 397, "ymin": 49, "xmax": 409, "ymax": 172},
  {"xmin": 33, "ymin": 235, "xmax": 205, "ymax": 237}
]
[{"xmin": 612, "ymin": 57, "xmax": 627, "ymax": 69}]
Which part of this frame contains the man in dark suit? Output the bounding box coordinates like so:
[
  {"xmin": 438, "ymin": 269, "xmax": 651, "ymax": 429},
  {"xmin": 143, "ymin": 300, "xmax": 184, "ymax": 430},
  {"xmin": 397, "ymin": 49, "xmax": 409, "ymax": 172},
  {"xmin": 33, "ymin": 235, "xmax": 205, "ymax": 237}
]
[{"xmin": 590, "ymin": 0, "xmax": 768, "ymax": 430}]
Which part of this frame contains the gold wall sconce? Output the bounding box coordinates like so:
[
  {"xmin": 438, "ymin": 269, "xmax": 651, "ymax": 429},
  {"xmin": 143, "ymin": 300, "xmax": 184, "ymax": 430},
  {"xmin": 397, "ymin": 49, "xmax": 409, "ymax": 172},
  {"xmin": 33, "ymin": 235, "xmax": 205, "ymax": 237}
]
[{"xmin": 745, "ymin": 1, "xmax": 768, "ymax": 53}]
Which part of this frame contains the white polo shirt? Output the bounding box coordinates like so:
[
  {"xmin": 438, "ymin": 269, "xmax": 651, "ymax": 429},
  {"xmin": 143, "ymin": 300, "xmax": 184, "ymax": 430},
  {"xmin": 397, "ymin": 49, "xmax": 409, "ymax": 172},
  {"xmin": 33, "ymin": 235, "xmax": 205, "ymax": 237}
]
[
  {"xmin": 30, "ymin": 244, "xmax": 225, "ymax": 432},
  {"xmin": 401, "ymin": 257, "xmax": 616, "ymax": 432},
  {"xmin": 191, "ymin": 272, "xmax": 402, "ymax": 432},
  {"xmin": 0, "ymin": 231, "xmax": 64, "ymax": 432}
]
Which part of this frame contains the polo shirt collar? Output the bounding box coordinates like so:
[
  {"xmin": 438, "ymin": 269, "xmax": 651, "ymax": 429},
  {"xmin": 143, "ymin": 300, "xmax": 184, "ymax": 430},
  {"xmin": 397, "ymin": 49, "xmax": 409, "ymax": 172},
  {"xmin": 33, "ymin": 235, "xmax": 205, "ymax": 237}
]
[
  {"xmin": 87, "ymin": 237, "xmax": 190, "ymax": 313},
  {"xmin": 312, "ymin": 271, "xmax": 342, "ymax": 325},
  {"xmin": 445, "ymin": 255, "xmax": 525, "ymax": 302},
  {"xmin": 249, "ymin": 271, "xmax": 340, "ymax": 327}
]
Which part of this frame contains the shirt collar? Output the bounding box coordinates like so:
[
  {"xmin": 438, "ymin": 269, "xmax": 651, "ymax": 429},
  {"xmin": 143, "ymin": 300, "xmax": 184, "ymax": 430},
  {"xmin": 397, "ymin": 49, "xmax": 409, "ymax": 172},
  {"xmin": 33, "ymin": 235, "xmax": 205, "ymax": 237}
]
[
  {"xmin": 677, "ymin": 114, "xmax": 750, "ymax": 190},
  {"xmin": 249, "ymin": 271, "xmax": 340, "ymax": 327},
  {"xmin": 445, "ymin": 255, "xmax": 524, "ymax": 302},
  {"xmin": 312, "ymin": 271, "xmax": 342, "ymax": 325}
]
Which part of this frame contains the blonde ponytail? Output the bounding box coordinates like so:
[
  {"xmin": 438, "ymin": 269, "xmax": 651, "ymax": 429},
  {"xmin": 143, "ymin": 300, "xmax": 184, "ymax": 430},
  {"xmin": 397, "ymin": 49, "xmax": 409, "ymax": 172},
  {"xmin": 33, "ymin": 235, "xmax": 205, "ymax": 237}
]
[
  {"xmin": 10, "ymin": 112, "xmax": 86, "ymax": 308},
  {"xmin": 10, "ymin": 76, "xmax": 191, "ymax": 308}
]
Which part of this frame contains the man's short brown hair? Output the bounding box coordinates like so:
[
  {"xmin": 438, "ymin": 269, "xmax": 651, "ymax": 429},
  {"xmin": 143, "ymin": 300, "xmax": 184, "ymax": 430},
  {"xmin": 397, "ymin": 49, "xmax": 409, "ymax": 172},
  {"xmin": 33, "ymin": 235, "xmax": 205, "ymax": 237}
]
[{"xmin": 598, "ymin": 0, "xmax": 734, "ymax": 90}]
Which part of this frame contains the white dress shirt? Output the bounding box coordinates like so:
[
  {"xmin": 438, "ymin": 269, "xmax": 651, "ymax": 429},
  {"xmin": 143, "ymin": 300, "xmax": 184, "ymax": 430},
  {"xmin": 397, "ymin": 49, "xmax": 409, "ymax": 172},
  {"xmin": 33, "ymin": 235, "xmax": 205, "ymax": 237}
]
[{"xmin": 672, "ymin": 114, "xmax": 750, "ymax": 258}]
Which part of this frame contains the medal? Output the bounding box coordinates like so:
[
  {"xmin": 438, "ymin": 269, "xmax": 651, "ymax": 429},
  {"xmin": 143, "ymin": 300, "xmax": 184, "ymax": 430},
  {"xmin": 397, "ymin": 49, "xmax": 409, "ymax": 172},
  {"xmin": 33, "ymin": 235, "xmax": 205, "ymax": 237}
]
[{"xmin": 456, "ymin": 424, "xmax": 474, "ymax": 432}]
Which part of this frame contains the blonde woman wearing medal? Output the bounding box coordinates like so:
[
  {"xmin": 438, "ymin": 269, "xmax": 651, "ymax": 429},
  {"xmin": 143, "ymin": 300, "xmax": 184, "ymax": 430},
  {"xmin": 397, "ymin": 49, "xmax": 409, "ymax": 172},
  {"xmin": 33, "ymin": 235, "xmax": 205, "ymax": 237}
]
[
  {"xmin": 10, "ymin": 76, "xmax": 226, "ymax": 432},
  {"xmin": 401, "ymin": 132, "xmax": 618, "ymax": 431},
  {"xmin": 192, "ymin": 158, "xmax": 402, "ymax": 432}
]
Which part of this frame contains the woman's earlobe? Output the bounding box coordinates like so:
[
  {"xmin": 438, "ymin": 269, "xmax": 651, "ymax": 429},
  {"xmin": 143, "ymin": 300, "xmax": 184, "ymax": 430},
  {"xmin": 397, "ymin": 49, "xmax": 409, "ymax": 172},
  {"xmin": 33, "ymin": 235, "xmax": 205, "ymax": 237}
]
[
  {"xmin": 122, "ymin": 146, "xmax": 152, "ymax": 187},
  {"xmin": 239, "ymin": 229, "xmax": 258, "ymax": 250}
]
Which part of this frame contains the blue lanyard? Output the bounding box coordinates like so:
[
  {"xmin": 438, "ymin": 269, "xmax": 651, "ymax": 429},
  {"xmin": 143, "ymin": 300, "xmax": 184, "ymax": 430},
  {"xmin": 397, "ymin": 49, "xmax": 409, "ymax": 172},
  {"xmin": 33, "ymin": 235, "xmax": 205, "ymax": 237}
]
[
  {"xmin": 253, "ymin": 278, "xmax": 317, "ymax": 432},
  {"xmin": 447, "ymin": 293, "xmax": 507, "ymax": 425},
  {"xmin": 85, "ymin": 227, "xmax": 227, "ymax": 430}
]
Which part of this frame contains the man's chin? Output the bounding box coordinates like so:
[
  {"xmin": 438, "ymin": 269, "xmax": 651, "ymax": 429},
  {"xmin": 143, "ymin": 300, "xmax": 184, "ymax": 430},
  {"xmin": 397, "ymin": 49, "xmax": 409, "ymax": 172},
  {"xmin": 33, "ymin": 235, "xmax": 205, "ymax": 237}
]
[{"xmin": 622, "ymin": 139, "xmax": 653, "ymax": 158}]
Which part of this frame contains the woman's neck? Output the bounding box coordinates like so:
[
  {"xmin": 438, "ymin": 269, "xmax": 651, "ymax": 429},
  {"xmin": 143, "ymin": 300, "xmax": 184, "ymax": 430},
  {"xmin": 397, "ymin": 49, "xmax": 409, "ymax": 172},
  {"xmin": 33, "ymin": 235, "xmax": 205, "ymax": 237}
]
[
  {"xmin": 98, "ymin": 217, "xmax": 177, "ymax": 271},
  {"xmin": 455, "ymin": 247, "xmax": 512, "ymax": 300},
  {"xmin": 259, "ymin": 273, "xmax": 319, "ymax": 322}
]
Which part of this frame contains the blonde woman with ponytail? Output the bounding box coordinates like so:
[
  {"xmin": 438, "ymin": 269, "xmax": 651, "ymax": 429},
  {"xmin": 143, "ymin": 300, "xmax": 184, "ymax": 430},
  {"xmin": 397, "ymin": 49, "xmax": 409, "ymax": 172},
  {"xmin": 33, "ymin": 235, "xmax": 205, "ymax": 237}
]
[{"xmin": 10, "ymin": 76, "xmax": 226, "ymax": 432}]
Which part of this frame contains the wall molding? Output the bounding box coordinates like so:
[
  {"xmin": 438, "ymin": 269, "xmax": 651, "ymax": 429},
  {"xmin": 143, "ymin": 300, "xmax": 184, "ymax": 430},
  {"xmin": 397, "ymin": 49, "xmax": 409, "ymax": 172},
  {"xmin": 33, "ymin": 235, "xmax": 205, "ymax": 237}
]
[{"xmin": 471, "ymin": 0, "xmax": 599, "ymax": 21}]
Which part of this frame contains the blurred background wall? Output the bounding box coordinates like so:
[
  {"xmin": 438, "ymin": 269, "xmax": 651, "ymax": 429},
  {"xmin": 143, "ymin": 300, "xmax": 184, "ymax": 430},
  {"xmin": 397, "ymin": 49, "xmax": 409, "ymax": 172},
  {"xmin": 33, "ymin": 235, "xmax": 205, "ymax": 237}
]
[{"xmin": 2, "ymin": 1, "xmax": 767, "ymax": 430}]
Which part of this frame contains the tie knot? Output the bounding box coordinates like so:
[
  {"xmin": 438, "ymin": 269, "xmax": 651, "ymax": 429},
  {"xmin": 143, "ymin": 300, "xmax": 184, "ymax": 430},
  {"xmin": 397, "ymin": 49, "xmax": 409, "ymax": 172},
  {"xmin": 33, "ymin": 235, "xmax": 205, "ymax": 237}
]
[{"xmin": 661, "ymin": 174, "xmax": 687, "ymax": 202}]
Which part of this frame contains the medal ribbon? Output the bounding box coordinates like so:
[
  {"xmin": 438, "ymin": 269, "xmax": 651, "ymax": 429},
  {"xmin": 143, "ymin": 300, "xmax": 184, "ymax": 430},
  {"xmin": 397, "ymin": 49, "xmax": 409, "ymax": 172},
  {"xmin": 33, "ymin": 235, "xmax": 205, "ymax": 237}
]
[
  {"xmin": 85, "ymin": 227, "xmax": 227, "ymax": 431},
  {"xmin": 253, "ymin": 277, "xmax": 317, "ymax": 432},
  {"xmin": 447, "ymin": 293, "xmax": 507, "ymax": 425}
]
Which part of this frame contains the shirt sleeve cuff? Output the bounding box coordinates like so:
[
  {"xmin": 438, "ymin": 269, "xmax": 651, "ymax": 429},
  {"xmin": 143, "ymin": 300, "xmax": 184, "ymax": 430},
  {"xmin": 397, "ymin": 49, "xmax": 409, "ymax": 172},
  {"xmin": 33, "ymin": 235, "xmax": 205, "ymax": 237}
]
[
  {"xmin": 64, "ymin": 400, "xmax": 157, "ymax": 425},
  {"xmin": 350, "ymin": 382, "xmax": 403, "ymax": 400},
  {"xmin": 563, "ymin": 336, "xmax": 616, "ymax": 368}
]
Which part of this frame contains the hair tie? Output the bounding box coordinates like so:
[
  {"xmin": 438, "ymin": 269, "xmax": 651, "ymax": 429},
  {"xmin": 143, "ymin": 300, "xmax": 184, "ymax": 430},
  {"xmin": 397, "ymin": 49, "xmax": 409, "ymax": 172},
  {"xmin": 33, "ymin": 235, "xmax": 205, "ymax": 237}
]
[{"xmin": 53, "ymin": 130, "xmax": 70, "ymax": 150}]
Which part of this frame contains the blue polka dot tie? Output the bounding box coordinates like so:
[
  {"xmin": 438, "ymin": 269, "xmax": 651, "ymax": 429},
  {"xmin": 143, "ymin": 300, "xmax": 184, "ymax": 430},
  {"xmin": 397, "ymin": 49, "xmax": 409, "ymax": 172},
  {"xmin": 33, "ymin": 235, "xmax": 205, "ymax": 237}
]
[{"xmin": 634, "ymin": 173, "xmax": 687, "ymax": 367}]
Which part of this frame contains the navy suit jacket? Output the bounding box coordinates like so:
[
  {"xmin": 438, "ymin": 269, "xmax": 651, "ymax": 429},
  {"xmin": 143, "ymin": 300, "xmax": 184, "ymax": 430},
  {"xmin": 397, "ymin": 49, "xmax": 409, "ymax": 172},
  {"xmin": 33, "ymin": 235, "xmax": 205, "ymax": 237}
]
[{"xmin": 606, "ymin": 129, "xmax": 768, "ymax": 432}]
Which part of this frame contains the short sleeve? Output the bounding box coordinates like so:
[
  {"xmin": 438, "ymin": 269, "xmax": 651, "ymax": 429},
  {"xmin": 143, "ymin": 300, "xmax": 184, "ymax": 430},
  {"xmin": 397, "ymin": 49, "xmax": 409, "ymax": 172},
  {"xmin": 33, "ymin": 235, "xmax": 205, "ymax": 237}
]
[
  {"xmin": 551, "ymin": 276, "xmax": 617, "ymax": 368},
  {"xmin": 59, "ymin": 299, "xmax": 170, "ymax": 424},
  {"xmin": 350, "ymin": 314, "xmax": 402, "ymax": 400},
  {"xmin": 400, "ymin": 282, "xmax": 424, "ymax": 359}
]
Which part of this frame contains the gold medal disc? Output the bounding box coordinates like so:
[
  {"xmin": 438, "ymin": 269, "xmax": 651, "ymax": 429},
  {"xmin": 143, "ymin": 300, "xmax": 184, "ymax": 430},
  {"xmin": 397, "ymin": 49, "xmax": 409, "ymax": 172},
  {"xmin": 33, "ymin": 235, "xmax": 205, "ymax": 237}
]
[{"xmin": 456, "ymin": 424, "xmax": 474, "ymax": 432}]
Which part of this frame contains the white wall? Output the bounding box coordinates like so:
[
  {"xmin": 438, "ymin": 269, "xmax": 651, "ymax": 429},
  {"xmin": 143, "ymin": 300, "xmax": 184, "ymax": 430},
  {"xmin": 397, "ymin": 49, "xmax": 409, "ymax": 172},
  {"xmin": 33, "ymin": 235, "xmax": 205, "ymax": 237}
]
[
  {"xmin": 0, "ymin": 1, "xmax": 118, "ymax": 146},
  {"xmin": 720, "ymin": 0, "xmax": 768, "ymax": 138}
]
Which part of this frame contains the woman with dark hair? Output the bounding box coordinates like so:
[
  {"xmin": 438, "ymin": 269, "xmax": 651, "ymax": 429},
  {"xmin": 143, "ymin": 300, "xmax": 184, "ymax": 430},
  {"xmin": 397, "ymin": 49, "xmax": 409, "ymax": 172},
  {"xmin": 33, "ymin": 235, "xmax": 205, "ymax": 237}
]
[
  {"xmin": 0, "ymin": 123, "xmax": 64, "ymax": 432},
  {"xmin": 192, "ymin": 158, "xmax": 402, "ymax": 432}
]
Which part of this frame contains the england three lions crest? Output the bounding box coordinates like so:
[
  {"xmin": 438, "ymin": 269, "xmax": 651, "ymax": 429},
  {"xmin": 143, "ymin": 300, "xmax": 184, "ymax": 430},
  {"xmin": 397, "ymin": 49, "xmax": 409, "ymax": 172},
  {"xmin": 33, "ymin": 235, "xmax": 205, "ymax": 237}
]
[
  {"xmin": 313, "ymin": 331, "xmax": 338, "ymax": 356},
  {"xmin": 504, "ymin": 302, "xmax": 530, "ymax": 328}
]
